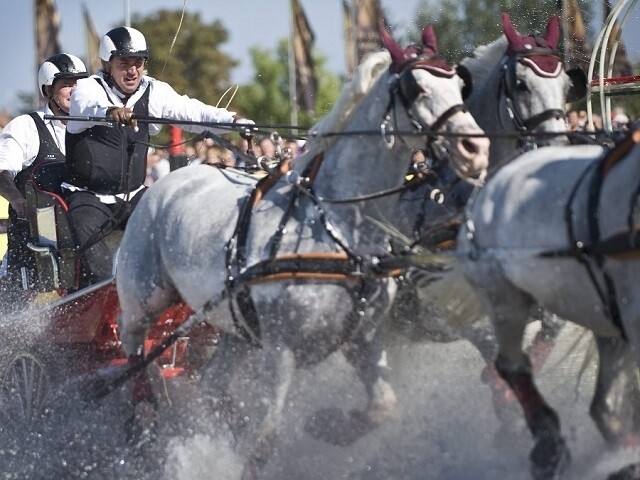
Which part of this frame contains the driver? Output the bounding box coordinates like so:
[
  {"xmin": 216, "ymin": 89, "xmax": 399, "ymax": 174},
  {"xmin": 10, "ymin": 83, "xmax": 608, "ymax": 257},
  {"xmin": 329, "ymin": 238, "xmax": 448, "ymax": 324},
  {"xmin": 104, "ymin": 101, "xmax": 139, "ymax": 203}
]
[
  {"xmin": 0, "ymin": 53, "xmax": 88, "ymax": 302},
  {"xmin": 64, "ymin": 26, "xmax": 254, "ymax": 286}
]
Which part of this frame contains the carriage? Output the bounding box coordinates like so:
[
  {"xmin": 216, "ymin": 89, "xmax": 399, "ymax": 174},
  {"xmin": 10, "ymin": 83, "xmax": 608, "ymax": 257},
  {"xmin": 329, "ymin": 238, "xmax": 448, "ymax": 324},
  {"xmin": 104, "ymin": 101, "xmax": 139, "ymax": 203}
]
[{"xmin": 0, "ymin": 158, "xmax": 219, "ymax": 429}]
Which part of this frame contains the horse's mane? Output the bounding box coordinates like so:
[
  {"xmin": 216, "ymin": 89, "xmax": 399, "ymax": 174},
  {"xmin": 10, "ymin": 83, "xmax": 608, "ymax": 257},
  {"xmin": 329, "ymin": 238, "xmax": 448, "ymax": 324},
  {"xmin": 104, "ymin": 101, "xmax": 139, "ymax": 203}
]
[
  {"xmin": 460, "ymin": 36, "xmax": 507, "ymax": 87},
  {"xmin": 304, "ymin": 51, "xmax": 391, "ymax": 156}
]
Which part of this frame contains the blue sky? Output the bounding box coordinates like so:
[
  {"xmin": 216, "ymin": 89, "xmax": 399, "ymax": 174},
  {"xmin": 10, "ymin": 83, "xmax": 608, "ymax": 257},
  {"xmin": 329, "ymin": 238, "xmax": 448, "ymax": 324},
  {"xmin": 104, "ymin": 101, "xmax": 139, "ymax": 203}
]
[
  {"xmin": 0, "ymin": 0, "xmax": 638, "ymax": 115},
  {"xmin": 0, "ymin": 0, "xmax": 422, "ymax": 114}
]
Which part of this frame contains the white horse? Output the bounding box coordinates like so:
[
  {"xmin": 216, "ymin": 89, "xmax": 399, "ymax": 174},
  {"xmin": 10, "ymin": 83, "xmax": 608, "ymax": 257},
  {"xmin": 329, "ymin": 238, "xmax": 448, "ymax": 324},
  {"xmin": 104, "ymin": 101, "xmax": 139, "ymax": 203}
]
[
  {"xmin": 463, "ymin": 12, "xmax": 586, "ymax": 171},
  {"xmin": 388, "ymin": 12, "xmax": 587, "ymax": 426},
  {"xmin": 115, "ymin": 26, "xmax": 489, "ymax": 479},
  {"xmin": 459, "ymin": 130, "xmax": 640, "ymax": 479}
]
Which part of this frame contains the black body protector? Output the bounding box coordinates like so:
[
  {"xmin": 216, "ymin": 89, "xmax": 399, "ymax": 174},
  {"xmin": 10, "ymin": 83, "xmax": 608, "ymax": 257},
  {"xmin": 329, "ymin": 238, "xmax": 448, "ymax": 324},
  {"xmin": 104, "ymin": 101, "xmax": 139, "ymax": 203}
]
[
  {"xmin": 14, "ymin": 113, "xmax": 65, "ymax": 194},
  {"xmin": 64, "ymin": 79, "xmax": 150, "ymax": 195}
]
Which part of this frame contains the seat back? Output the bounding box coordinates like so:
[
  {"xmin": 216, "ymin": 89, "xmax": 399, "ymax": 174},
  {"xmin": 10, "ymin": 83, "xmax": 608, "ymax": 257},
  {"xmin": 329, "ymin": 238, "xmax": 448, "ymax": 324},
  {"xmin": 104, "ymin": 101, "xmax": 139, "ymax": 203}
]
[{"xmin": 24, "ymin": 161, "xmax": 79, "ymax": 291}]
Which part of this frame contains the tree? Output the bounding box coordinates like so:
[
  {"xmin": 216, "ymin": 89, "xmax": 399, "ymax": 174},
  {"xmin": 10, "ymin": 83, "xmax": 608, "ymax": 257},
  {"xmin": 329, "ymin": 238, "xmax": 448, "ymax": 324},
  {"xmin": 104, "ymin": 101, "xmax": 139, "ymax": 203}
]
[
  {"xmin": 132, "ymin": 10, "xmax": 238, "ymax": 107},
  {"xmin": 408, "ymin": 0, "xmax": 594, "ymax": 63},
  {"xmin": 236, "ymin": 39, "xmax": 341, "ymax": 130}
]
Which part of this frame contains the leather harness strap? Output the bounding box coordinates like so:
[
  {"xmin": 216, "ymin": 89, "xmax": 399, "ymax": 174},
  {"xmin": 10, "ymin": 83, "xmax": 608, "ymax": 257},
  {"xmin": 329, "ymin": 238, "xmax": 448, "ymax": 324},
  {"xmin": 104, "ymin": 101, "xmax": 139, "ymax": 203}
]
[
  {"xmin": 236, "ymin": 252, "xmax": 403, "ymax": 285},
  {"xmin": 601, "ymin": 129, "xmax": 640, "ymax": 176}
]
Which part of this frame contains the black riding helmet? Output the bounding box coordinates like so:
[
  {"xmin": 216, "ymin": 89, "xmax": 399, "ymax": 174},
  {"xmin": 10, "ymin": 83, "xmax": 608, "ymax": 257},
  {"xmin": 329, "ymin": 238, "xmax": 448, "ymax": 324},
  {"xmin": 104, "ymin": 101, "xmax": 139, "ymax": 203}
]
[{"xmin": 99, "ymin": 26, "xmax": 149, "ymax": 62}]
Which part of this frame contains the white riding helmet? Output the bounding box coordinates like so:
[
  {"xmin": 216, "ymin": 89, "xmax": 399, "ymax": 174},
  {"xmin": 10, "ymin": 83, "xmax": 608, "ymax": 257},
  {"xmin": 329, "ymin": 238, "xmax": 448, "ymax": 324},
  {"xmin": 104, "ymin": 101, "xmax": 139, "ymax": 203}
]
[
  {"xmin": 99, "ymin": 26, "xmax": 149, "ymax": 62},
  {"xmin": 37, "ymin": 53, "xmax": 89, "ymax": 98}
]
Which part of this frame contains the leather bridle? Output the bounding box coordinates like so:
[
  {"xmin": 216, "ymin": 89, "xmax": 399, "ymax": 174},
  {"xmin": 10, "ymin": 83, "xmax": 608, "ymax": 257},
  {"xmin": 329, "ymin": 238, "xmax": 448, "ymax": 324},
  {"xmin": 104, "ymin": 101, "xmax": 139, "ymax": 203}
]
[{"xmin": 499, "ymin": 51, "xmax": 566, "ymax": 150}]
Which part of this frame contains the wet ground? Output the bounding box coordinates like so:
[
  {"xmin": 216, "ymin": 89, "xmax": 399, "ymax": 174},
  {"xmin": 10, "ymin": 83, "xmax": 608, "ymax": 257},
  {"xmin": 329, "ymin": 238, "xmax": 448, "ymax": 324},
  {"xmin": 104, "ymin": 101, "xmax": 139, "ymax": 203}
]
[{"xmin": 0, "ymin": 312, "xmax": 637, "ymax": 480}]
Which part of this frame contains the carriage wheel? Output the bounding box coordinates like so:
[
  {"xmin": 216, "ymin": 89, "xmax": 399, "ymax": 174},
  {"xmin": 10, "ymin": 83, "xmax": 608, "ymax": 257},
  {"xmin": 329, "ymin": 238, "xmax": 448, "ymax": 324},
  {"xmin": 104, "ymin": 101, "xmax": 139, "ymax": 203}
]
[{"xmin": 1, "ymin": 352, "xmax": 51, "ymax": 425}]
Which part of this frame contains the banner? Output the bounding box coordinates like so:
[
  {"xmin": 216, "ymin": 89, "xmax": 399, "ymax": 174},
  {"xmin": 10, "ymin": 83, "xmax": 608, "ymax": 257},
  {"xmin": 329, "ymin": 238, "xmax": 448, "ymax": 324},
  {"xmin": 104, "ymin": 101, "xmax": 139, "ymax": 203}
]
[
  {"xmin": 559, "ymin": 0, "xmax": 590, "ymax": 72},
  {"xmin": 291, "ymin": 0, "xmax": 317, "ymax": 115},
  {"xmin": 343, "ymin": 0, "xmax": 356, "ymax": 78},
  {"xmin": 354, "ymin": 0, "xmax": 388, "ymax": 64},
  {"xmin": 83, "ymin": 3, "xmax": 102, "ymax": 74},
  {"xmin": 35, "ymin": 0, "xmax": 61, "ymax": 65}
]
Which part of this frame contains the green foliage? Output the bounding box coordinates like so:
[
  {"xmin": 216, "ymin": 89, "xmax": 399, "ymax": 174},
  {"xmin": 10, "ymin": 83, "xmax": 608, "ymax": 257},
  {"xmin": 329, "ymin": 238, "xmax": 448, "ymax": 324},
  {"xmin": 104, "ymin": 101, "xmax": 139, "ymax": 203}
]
[
  {"xmin": 236, "ymin": 39, "xmax": 341, "ymax": 131},
  {"xmin": 132, "ymin": 10, "xmax": 238, "ymax": 107},
  {"xmin": 408, "ymin": 0, "xmax": 593, "ymax": 63}
]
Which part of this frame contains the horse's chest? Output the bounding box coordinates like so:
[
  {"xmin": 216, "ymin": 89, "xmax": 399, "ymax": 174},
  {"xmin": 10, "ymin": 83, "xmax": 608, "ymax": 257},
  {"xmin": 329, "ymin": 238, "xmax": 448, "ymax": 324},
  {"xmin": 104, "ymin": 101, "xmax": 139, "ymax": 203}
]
[{"xmin": 245, "ymin": 195, "xmax": 336, "ymax": 264}]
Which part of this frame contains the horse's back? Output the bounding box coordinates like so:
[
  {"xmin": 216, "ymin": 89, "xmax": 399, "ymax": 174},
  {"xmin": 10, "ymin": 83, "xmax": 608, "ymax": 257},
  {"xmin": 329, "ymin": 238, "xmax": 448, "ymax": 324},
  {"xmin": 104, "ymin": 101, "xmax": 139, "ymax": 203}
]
[
  {"xmin": 117, "ymin": 165, "xmax": 257, "ymax": 311},
  {"xmin": 467, "ymin": 144, "xmax": 604, "ymax": 250},
  {"xmin": 460, "ymin": 144, "xmax": 624, "ymax": 334}
]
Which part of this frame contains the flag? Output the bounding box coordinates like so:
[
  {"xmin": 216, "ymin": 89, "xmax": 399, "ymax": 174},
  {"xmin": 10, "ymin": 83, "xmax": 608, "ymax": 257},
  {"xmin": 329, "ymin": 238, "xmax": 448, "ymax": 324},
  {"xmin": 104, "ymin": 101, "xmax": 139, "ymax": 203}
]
[
  {"xmin": 343, "ymin": 0, "xmax": 357, "ymax": 78},
  {"xmin": 354, "ymin": 0, "xmax": 388, "ymax": 64},
  {"xmin": 291, "ymin": 0, "xmax": 317, "ymax": 115},
  {"xmin": 603, "ymin": 0, "xmax": 632, "ymax": 76},
  {"xmin": 35, "ymin": 0, "xmax": 61, "ymax": 66},
  {"xmin": 562, "ymin": 0, "xmax": 591, "ymax": 72},
  {"xmin": 83, "ymin": 3, "xmax": 101, "ymax": 74}
]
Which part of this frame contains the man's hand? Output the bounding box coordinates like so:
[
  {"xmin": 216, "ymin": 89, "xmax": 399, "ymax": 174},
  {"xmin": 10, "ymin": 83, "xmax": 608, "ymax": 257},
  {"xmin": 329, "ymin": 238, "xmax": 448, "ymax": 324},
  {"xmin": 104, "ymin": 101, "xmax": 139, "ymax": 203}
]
[
  {"xmin": 233, "ymin": 115, "xmax": 256, "ymax": 140},
  {"xmin": 11, "ymin": 196, "xmax": 27, "ymax": 219},
  {"xmin": 107, "ymin": 107, "xmax": 138, "ymax": 131}
]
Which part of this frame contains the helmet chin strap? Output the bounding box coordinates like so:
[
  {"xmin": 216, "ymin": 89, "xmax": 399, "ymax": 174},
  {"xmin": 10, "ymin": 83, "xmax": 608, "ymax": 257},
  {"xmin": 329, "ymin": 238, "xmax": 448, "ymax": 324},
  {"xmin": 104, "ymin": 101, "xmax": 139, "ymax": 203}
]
[
  {"xmin": 103, "ymin": 70, "xmax": 136, "ymax": 102},
  {"xmin": 48, "ymin": 96, "xmax": 69, "ymax": 118}
]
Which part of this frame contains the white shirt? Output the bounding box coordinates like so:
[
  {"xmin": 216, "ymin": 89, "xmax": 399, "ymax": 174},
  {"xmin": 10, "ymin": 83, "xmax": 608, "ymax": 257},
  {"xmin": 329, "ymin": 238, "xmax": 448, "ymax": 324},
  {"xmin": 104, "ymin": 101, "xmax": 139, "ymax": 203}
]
[
  {"xmin": 67, "ymin": 72, "xmax": 236, "ymax": 136},
  {"xmin": 0, "ymin": 105, "xmax": 66, "ymax": 178}
]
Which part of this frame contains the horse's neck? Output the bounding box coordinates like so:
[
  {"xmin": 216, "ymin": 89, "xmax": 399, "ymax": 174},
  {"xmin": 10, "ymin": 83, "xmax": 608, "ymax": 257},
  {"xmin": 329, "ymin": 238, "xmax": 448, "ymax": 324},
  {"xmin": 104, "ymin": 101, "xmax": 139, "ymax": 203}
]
[
  {"xmin": 313, "ymin": 78, "xmax": 411, "ymax": 209},
  {"xmin": 466, "ymin": 61, "xmax": 520, "ymax": 176},
  {"xmin": 599, "ymin": 142, "xmax": 640, "ymax": 238},
  {"xmin": 310, "ymin": 76, "xmax": 412, "ymax": 248}
]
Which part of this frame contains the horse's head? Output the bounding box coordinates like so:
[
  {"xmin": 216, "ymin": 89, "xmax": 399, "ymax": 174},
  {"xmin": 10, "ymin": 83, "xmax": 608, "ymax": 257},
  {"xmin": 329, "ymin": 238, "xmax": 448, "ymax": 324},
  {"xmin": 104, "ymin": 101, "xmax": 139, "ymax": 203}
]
[
  {"xmin": 501, "ymin": 13, "xmax": 587, "ymax": 144},
  {"xmin": 381, "ymin": 26, "xmax": 489, "ymax": 181}
]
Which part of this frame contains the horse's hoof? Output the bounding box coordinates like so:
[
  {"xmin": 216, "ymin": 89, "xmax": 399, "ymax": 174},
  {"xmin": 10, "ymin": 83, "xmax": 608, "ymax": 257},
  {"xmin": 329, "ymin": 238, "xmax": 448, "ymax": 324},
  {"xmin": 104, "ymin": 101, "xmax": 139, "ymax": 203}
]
[
  {"xmin": 125, "ymin": 399, "xmax": 158, "ymax": 446},
  {"xmin": 530, "ymin": 434, "xmax": 571, "ymax": 480},
  {"xmin": 304, "ymin": 407, "xmax": 373, "ymax": 446},
  {"xmin": 607, "ymin": 462, "xmax": 640, "ymax": 480}
]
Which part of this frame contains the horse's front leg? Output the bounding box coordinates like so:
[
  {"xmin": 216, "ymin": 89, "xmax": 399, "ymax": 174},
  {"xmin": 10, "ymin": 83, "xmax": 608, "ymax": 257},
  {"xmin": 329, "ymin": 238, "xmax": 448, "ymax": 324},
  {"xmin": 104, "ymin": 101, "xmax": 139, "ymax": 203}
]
[
  {"xmin": 118, "ymin": 282, "xmax": 179, "ymax": 442},
  {"xmin": 241, "ymin": 340, "xmax": 295, "ymax": 480},
  {"xmin": 590, "ymin": 335, "xmax": 640, "ymax": 447},
  {"xmin": 469, "ymin": 258, "xmax": 571, "ymax": 480},
  {"xmin": 305, "ymin": 279, "xmax": 397, "ymax": 446},
  {"xmin": 199, "ymin": 333, "xmax": 252, "ymax": 440},
  {"xmin": 492, "ymin": 302, "xmax": 571, "ymax": 480}
]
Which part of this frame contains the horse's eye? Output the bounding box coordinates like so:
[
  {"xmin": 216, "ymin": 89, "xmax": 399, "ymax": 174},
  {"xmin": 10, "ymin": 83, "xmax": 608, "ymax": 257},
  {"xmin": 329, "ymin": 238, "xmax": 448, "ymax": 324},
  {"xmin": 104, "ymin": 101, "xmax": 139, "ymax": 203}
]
[{"xmin": 515, "ymin": 79, "xmax": 529, "ymax": 93}]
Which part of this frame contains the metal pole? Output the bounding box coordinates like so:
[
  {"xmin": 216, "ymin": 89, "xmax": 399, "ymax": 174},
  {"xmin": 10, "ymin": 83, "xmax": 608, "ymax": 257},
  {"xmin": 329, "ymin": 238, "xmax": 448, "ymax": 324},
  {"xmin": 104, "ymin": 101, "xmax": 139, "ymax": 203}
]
[
  {"xmin": 124, "ymin": 0, "xmax": 131, "ymax": 27},
  {"xmin": 289, "ymin": 0, "xmax": 299, "ymax": 131},
  {"xmin": 561, "ymin": 0, "xmax": 570, "ymax": 67}
]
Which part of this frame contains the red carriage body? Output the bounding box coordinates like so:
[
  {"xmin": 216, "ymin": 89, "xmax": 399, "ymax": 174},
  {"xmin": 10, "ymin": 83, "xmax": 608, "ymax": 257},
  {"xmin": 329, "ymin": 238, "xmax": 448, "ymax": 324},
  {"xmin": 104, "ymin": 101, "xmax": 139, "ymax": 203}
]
[{"xmin": 0, "ymin": 160, "xmax": 218, "ymax": 426}]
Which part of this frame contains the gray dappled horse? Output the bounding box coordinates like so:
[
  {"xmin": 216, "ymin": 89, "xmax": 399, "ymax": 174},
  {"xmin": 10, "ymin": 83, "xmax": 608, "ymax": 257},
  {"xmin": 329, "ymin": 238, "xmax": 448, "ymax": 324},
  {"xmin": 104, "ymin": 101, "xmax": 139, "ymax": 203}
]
[
  {"xmin": 388, "ymin": 13, "xmax": 587, "ymax": 426},
  {"xmin": 116, "ymin": 27, "xmax": 489, "ymax": 479},
  {"xmin": 459, "ymin": 131, "xmax": 640, "ymax": 479}
]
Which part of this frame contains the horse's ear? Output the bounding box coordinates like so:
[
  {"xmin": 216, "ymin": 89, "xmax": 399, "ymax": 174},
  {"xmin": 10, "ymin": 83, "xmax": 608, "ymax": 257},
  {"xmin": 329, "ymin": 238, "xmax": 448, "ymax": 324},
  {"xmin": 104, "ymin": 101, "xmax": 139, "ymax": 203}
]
[
  {"xmin": 380, "ymin": 27, "xmax": 405, "ymax": 67},
  {"xmin": 456, "ymin": 64, "xmax": 473, "ymax": 100},
  {"xmin": 544, "ymin": 16, "xmax": 561, "ymax": 50},
  {"xmin": 422, "ymin": 25, "xmax": 438, "ymax": 55},
  {"xmin": 566, "ymin": 67, "xmax": 588, "ymax": 102},
  {"xmin": 502, "ymin": 12, "xmax": 520, "ymax": 48}
]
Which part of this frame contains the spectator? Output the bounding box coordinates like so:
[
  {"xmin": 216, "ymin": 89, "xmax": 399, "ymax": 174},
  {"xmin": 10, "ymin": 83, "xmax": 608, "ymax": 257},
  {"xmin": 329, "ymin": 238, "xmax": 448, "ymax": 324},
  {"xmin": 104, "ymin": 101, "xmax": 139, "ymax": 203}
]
[
  {"xmin": 144, "ymin": 148, "xmax": 170, "ymax": 186},
  {"xmin": 592, "ymin": 114, "xmax": 603, "ymax": 131},
  {"xmin": 63, "ymin": 26, "xmax": 253, "ymax": 285},
  {"xmin": 577, "ymin": 110, "xmax": 588, "ymax": 130},
  {"xmin": 612, "ymin": 106, "xmax": 629, "ymax": 130},
  {"xmin": 258, "ymin": 136, "xmax": 277, "ymax": 160},
  {"xmin": 188, "ymin": 138, "xmax": 208, "ymax": 165},
  {"xmin": 0, "ymin": 54, "xmax": 88, "ymax": 299},
  {"xmin": 566, "ymin": 110, "xmax": 580, "ymax": 131}
]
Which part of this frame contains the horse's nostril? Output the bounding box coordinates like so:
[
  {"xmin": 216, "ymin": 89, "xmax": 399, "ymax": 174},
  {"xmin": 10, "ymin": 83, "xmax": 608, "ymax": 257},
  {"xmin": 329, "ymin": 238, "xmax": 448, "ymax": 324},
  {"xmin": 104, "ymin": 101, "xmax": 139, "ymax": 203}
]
[{"xmin": 462, "ymin": 138, "xmax": 477, "ymax": 154}]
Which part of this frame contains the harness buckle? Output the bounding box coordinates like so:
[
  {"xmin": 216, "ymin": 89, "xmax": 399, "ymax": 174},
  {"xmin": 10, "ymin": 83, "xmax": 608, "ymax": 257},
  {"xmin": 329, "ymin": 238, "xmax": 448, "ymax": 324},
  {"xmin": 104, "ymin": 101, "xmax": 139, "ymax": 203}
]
[{"xmin": 380, "ymin": 118, "xmax": 395, "ymax": 150}]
